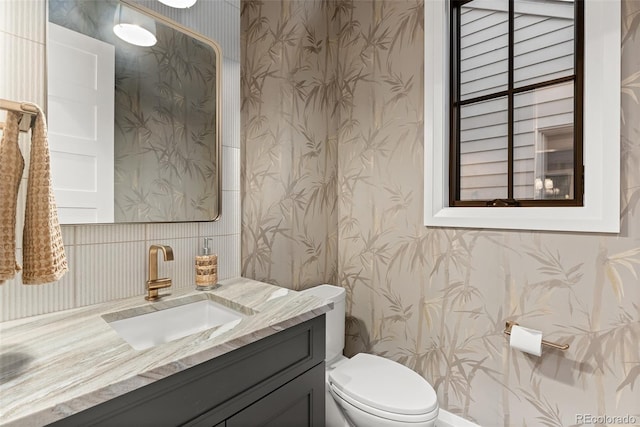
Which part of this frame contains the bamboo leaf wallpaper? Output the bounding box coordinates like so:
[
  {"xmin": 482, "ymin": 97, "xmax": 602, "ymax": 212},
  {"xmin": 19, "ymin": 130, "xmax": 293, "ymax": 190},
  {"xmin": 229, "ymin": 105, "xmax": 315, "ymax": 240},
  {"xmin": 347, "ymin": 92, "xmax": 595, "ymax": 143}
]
[
  {"xmin": 241, "ymin": 0, "xmax": 339, "ymax": 288},
  {"xmin": 241, "ymin": 1, "xmax": 640, "ymax": 425}
]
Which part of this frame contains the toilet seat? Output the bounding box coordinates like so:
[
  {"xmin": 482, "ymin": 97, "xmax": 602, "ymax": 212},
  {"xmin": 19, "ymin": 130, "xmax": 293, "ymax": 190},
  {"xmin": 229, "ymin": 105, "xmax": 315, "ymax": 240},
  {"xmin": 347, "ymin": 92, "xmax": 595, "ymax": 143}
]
[
  {"xmin": 329, "ymin": 383, "xmax": 438, "ymax": 423},
  {"xmin": 328, "ymin": 353, "xmax": 438, "ymax": 423}
]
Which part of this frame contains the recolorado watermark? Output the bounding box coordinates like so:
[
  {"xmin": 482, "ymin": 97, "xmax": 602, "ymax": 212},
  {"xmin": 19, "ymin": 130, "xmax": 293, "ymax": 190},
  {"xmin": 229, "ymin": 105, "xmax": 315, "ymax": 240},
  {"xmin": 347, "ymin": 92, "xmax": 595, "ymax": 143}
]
[{"xmin": 576, "ymin": 414, "xmax": 638, "ymax": 425}]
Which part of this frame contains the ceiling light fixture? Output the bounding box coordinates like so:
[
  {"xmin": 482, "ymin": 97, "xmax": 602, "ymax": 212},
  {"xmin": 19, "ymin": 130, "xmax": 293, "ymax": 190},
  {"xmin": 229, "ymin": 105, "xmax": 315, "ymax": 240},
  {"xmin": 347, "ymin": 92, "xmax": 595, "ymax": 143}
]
[
  {"xmin": 158, "ymin": 0, "xmax": 197, "ymax": 8},
  {"xmin": 113, "ymin": 4, "xmax": 157, "ymax": 47}
]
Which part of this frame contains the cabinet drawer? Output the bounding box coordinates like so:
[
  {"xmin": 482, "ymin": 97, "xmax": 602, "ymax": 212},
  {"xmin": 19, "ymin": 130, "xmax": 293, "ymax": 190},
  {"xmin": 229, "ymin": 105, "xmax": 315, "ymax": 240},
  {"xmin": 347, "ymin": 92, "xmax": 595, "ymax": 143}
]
[{"xmin": 49, "ymin": 315, "xmax": 325, "ymax": 427}]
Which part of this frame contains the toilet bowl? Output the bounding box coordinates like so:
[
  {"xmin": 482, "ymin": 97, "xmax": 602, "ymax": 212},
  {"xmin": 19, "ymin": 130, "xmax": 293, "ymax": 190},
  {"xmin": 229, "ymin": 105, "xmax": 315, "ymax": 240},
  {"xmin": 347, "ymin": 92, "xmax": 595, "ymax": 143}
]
[{"xmin": 301, "ymin": 285, "xmax": 438, "ymax": 427}]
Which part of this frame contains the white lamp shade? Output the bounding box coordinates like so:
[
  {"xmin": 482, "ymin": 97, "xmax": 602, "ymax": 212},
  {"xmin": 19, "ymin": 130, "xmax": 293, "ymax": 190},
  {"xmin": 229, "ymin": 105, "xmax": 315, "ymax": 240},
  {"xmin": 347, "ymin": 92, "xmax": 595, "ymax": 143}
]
[
  {"xmin": 544, "ymin": 179, "xmax": 554, "ymax": 190},
  {"xmin": 113, "ymin": 4, "xmax": 157, "ymax": 47},
  {"xmin": 158, "ymin": 0, "xmax": 197, "ymax": 8}
]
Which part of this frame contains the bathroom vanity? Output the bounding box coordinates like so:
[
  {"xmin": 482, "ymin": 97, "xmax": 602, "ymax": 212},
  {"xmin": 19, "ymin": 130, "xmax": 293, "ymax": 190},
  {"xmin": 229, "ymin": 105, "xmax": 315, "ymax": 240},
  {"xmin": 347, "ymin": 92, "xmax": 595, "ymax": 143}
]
[
  {"xmin": 0, "ymin": 278, "xmax": 330, "ymax": 426},
  {"xmin": 51, "ymin": 316, "xmax": 325, "ymax": 426}
]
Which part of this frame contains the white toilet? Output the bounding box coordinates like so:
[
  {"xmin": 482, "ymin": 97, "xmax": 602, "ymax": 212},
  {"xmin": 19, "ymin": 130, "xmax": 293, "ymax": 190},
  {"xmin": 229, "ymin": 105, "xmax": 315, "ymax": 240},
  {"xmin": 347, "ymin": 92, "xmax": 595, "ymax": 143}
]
[{"xmin": 301, "ymin": 285, "xmax": 439, "ymax": 427}]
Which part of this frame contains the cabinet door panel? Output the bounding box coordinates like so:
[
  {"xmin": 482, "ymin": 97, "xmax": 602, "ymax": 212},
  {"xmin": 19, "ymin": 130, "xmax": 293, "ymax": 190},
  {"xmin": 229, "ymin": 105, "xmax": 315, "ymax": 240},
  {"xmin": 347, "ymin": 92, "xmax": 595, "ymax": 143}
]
[{"xmin": 226, "ymin": 363, "xmax": 325, "ymax": 427}]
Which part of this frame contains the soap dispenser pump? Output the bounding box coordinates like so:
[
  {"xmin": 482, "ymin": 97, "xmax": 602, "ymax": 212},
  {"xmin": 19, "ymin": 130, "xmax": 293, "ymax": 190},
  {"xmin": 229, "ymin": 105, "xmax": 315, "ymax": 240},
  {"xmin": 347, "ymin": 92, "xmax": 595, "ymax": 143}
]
[{"xmin": 195, "ymin": 238, "xmax": 218, "ymax": 290}]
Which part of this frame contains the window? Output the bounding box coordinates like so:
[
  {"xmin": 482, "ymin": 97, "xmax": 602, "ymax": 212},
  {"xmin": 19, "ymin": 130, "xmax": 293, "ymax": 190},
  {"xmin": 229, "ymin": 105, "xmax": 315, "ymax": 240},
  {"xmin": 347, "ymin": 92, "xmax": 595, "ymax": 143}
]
[
  {"xmin": 450, "ymin": 0, "xmax": 583, "ymax": 207},
  {"xmin": 424, "ymin": 0, "xmax": 620, "ymax": 232}
]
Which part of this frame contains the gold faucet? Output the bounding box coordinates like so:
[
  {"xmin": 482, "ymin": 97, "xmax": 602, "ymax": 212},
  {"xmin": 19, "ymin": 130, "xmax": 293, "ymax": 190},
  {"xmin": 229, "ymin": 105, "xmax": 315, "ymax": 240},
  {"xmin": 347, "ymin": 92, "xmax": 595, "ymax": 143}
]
[{"xmin": 146, "ymin": 244, "xmax": 174, "ymax": 301}]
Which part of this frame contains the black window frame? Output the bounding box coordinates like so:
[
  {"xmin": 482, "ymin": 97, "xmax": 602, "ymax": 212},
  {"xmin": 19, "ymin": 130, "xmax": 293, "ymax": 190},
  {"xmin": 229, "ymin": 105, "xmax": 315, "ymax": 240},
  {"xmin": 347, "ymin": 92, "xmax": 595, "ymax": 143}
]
[{"xmin": 449, "ymin": 0, "xmax": 584, "ymax": 207}]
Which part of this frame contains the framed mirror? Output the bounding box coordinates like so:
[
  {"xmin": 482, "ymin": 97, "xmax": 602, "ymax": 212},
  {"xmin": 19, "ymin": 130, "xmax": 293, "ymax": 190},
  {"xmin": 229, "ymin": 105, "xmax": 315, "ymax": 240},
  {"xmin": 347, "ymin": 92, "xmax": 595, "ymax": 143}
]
[{"xmin": 47, "ymin": 0, "xmax": 221, "ymax": 224}]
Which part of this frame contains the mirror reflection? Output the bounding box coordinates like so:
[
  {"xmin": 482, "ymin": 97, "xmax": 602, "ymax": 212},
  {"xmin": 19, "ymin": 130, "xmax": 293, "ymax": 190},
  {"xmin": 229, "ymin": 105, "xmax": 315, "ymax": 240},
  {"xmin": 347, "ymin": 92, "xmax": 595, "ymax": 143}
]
[{"xmin": 47, "ymin": 0, "xmax": 221, "ymax": 224}]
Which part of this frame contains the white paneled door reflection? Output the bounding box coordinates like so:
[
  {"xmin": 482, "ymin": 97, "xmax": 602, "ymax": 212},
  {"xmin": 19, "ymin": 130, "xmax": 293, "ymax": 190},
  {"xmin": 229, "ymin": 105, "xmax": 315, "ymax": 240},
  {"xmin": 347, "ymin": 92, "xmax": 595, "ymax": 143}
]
[{"xmin": 48, "ymin": 23, "xmax": 114, "ymax": 224}]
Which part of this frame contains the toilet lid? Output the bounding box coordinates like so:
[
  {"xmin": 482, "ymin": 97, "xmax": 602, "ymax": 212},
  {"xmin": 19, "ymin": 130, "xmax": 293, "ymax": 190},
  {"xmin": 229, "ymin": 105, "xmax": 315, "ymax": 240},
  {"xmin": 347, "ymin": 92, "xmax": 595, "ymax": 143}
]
[{"xmin": 328, "ymin": 353, "xmax": 438, "ymax": 416}]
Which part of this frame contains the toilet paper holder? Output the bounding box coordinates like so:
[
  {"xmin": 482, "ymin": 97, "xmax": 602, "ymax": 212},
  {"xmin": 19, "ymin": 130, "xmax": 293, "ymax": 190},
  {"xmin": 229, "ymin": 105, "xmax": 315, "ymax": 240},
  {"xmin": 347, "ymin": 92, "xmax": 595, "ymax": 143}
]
[{"xmin": 504, "ymin": 321, "xmax": 570, "ymax": 351}]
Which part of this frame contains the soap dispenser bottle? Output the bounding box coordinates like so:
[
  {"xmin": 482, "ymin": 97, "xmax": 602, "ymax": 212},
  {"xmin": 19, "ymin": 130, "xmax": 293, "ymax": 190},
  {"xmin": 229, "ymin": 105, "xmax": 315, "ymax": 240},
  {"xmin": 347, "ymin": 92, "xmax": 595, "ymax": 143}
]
[{"xmin": 195, "ymin": 238, "xmax": 218, "ymax": 290}]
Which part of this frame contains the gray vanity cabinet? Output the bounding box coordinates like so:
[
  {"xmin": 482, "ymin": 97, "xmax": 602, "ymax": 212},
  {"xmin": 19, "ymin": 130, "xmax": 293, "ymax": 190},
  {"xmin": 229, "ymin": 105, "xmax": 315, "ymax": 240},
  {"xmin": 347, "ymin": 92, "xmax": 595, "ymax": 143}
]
[{"xmin": 48, "ymin": 315, "xmax": 325, "ymax": 427}]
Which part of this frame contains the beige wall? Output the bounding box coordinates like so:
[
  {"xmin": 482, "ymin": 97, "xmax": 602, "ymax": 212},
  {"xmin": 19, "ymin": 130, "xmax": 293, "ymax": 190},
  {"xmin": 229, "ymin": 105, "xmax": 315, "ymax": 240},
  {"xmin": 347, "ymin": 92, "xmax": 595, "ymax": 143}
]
[
  {"xmin": 0, "ymin": 0, "xmax": 241, "ymax": 321},
  {"xmin": 241, "ymin": 1, "xmax": 640, "ymax": 425},
  {"xmin": 241, "ymin": 0, "xmax": 339, "ymax": 288}
]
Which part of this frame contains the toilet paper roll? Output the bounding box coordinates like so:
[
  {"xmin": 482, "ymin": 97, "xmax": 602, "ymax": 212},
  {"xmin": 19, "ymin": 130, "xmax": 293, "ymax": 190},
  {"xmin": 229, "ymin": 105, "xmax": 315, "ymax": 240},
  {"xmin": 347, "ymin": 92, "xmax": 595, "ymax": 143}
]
[{"xmin": 509, "ymin": 325, "xmax": 542, "ymax": 356}]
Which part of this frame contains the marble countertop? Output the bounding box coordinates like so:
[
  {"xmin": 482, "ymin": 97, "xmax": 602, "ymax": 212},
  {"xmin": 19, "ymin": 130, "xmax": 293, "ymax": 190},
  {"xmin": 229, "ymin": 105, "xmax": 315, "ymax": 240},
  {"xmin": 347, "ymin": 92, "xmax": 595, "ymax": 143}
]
[{"xmin": 0, "ymin": 278, "xmax": 331, "ymax": 426}]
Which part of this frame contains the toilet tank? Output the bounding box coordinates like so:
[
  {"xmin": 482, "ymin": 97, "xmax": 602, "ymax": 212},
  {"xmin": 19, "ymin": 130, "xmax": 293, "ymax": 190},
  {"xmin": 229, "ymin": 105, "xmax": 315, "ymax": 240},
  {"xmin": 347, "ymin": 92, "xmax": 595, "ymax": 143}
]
[{"xmin": 301, "ymin": 284, "xmax": 345, "ymax": 362}]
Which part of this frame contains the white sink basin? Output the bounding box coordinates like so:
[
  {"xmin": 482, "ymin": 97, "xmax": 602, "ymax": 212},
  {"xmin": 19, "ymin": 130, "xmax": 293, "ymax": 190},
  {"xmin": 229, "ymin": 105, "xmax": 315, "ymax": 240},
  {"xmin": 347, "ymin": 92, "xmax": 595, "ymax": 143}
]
[{"xmin": 104, "ymin": 297, "xmax": 251, "ymax": 350}]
